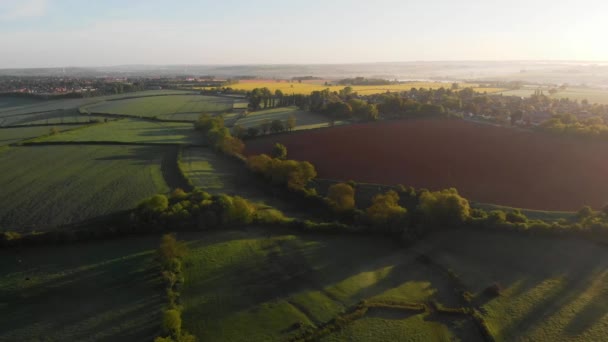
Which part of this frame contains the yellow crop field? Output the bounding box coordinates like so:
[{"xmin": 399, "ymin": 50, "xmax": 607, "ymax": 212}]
[{"xmin": 203, "ymin": 81, "xmax": 504, "ymax": 96}]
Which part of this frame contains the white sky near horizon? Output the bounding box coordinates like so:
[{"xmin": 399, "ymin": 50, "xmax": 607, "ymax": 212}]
[{"xmin": 0, "ymin": 0, "xmax": 607, "ymax": 68}]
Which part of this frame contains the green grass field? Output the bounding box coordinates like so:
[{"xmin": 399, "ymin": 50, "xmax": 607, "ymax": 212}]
[
  {"xmin": 82, "ymin": 95, "xmax": 242, "ymax": 120},
  {"xmin": 1, "ymin": 108, "xmax": 110, "ymax": 126},
  {"xmin": 235, "ymin": 106, "xmax": 333, "ymax": 131},
  {"xmin": 0, "ymin": 90, "xmax": 198, "ymax": 118},
  {"xmin": 0, "ymin": 235, "xmax": 162, "ymax": 341},
  {"xmin": 0, "ymin": 125, "xmax": 87, "ymax": 146},
  {"xmin": 181, "ymin": 147, "xmax": 314, "ymax": 218},
  {"xmin": 2, "ymin": 224, "xmax": 606, "ymax": 341},
  {"xmin": 0, "ymin": 145, "xmax": 169, "ymax": 231},
  {"xmin": 500, "ymin": 87, "xmax": 608, "ymax": 105},
  {"xmin": 413, "ymin": 229, "xmax": 608, "ymax": 341},
  {"xmin": 37, "ymin": 118, "xmax": 203, "ymax": 145},
  {"xmin": 179, "ymin": 228, "xmax": 475, "ymax": 341},
  {"xmin": 178, "ymin": 227, "xmax": 608, "ymax": 342}
]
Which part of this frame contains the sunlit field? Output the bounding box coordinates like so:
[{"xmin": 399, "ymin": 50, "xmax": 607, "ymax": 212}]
[{"xmin": 204, "ymin": 80, "xmax": 504, "ymax": 95}]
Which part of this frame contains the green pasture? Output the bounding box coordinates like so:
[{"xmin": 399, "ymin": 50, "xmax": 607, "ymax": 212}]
[
  {"xmin": 179, "ymin": 228, "xmax": 475, "ymax": 341},
  {"xmin": 235, "ymin": 106, "xmax": 332, "ymax": 131},
  {"xmin": 0, "ymin": 90, "xmax": 197, "ymax": 118},
  {"xmin": 0, "ymin": 235, "xmax": 162, "ymax": 341},
  {"xmin": 82, "ymin": 95, "xmax": 238, "ymax": 120},
  {"xmin": 181, "ymin": 147, "xmax": 312, "ymax": 217},
  {"xmin": 0, "ymin": 145, "xmax": 169, "ymax": 231},
  {"xmin": 37, "ymin": 118, "xmax": 203, "ymax": 145},
  {"xmin": 0, "ymin": 125, "xmax": 86, "ymax": 146},
  {"xmin": 413, "ymin": 229, "xmax": 608, "ymax": 341}
]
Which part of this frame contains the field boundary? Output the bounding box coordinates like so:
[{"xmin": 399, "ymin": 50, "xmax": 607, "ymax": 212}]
[
  {"xmin": 0, "ymin": 122, "xmax": 89, "ymax": 129},
  {"xmin": 18, "ymin": 141, "xmax": 207, "ymax": 147}
]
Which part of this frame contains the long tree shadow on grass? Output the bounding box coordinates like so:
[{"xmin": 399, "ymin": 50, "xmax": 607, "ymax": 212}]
[{"xmin": 0, "ymin": 237, "xmax": 163, "ymax": 341}]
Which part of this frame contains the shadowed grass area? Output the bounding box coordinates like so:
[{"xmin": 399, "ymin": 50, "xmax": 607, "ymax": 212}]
[
  {"xmin": 0, "ymin": 235, "xmax": 163, "ymax": 341},
  {"xmin": 0, "ymin": 125, "xmax": 87, "ymax": 146},
  {"xmin": 36, "ymin": 118, "xmax": 204, "ymax": 145},
  {"xmin": 235, "ymin": 106, "xmax": 332, "ymax": 131},
  {"xmin": 413, "ymin": 229, "xmax": 608, "ymax": 341},
  {"xmin": 82, "ymin": 95, "xmax": 236, "ymax": 120},
  {"xmin": 0, "ymin": 145, "xmax": 169, "ymax": 231},
  {"xmin": 178, "ymin": 228, "xmax": 473, "ymax": 341},
  {"xmin": 181, "ymin": 147, "xmax": 316, "ymax": 219}
]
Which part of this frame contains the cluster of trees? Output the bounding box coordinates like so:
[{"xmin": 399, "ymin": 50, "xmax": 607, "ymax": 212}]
[
  {"xmin": 135, "ymin": 189, "xmax": 269, "ymax": 230},
  {"xmin": 540, "ymin": 114, "xmax": 608, "ymax": 138},
  {"xmin": 193, "ymin": 114, "xmax": 244, "ymax": 156},
  {"xmin": 296, "ymin": 88, "xmax": 379, "ymax": 121},
  {"xmin": 246, "ymin": 87, "xmax": 303, "ymax": 110},
  {"xmin": 232, "ymin": 114, "xmax": 296, "ymax": 140},
  {"xmin": 246, "ymin": 153, "xmax": 317, "ymax": 192},
  {"xmin": 375, "ymin": 93, "xmax": 448, "ymax": 118},
  {"xmin": 154, "ymin": 234, "xmax": 195, "ymax": 342},
  {"xmin": 323, "ymin": 183, "xmax": 470, "ymax": 236}
]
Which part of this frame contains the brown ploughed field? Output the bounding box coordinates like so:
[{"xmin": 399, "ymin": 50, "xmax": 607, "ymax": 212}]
[{"xmin": 245, "ymin": 119, "xmax": 608, "ymax": 211}]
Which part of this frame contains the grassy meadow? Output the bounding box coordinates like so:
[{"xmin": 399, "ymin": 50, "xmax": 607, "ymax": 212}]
[
  {"xmin": 179, "ymin": 228, "xmax": 477, "ymax": 342},
  {"xmin": 413, "ymin": 229, "xmax": 608, "ymax": 341},
  {"xmin": 0, "ymin": 90, "xmax": 197, "ymax": 118},
  {"xmin": 37, "ymin": 118, "xmax": 203, "ymax": 145},
  {"xmin": 0, "ymin": 235, "xmax": 163, "ymax": 341},
  {"xmin": 208, "ymin": 80, "xmax": 504, "ymax": 95},
  {"xmin": 0, "ymin": 145, "xmax": 169, "ymax": 231},
  {"xmin": 181, "ymin": 147, "xmax": 310, "ymax": 218},
  {"xmin": 500, "ymin": 86, "xmax": 608, "ymax": 105},
  {"xmin": 0, "ymin": 125, "xmax": 86, "ymax": 146},
  {"xmin": 235, "ymin": 106, "xmax": 333, "ymax": 131},
  {"xmin": 177, "ymin": 227, "xmax": 608, "ymax": 341},
  {"xmin": 82, "ymin": 95, "xmax": 244, "ymax": 120}
]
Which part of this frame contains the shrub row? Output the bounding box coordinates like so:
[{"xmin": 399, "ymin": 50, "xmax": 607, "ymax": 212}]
[{"xmin": 154, "ymin": 234, "xmax": 196, "ymax": 342}]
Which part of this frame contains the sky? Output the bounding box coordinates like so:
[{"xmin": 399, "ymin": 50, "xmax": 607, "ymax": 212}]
[{"xmin": 0, "ymin": 0, "xmax": 607, "ymax": 68}]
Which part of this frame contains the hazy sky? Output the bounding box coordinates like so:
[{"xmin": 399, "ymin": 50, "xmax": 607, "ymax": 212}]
[{"xmin": 0, "ymin": 0, "xmax": 607, "ymax": 68}]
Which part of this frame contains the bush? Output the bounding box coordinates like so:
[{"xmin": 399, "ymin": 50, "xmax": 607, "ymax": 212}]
[
  {"xmin": 326, "ymin": 183, "xmax": 356, "ymax": 212},
  {"xmin": 162, "ymin": 309, "xmax": 182, "ymax": 337},
  {"xmin": 139, "ymin": 194, "xmax": 169, "ymax": 214},
  {"xmin": 272, "ymin": 143, "xmax": 288, "ymax": 160},
  {"xmin": 366, "ymin": 190, "xmax": 407, "ymax": 231},
  {"xmin": 484, "ymin": 283, "xmax": 502, "ymax": 297},
  {"xmin": 418, "ymin": 188, "xmax": 470, "ymax": 228},
  {"xmin": 159, "ymin": 234, "xmax": 188, "ymax": 261},
  {"xmin": 246, "ymin": 154, "xmax": 317, "ymax": 191},
  {"xmin": 506, "ymin": 209, "xmax": 527, "ymax": 224}
]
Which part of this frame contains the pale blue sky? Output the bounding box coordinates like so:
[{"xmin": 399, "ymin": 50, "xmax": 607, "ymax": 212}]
[{"xmin": 0, "ymin": 0, "xmax": 606, "ymax": 68}]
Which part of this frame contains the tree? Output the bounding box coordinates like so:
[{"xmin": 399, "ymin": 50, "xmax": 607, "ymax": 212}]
[
  {"xmin": 366, "ymin": 190, "xmax": 407, "ymax": 230},
  {"xmin": 158, "ymin": 234, "xmax": 187, "ymax": 261},
  {"xmin": 275, "ymin": 89, "xmax": 284, "ymax": 106},
  {"xmin": 287, "ymin": 114, "xmax": 296, "ymax": 131},
  {"xmin": 325, "ymin": 101, "xmax": 353, "ymax": 119},
  {"xmin": 139, "ymin": 194, "xmax": 169, "ymax": 214},
  {"xmin": 232, "ymin": 124, "xmax": 246, "ymax": 138},
  {"xmin": 272, "ymin": 143, "xmax": 287, "ymax": 159},
  {"xmin": 162, "ymin": 309, "xmax": 182, "ymax": 338},
  {"xmin": 260, "ymin": 119, "xmax": 271, "ymax": 134},
  {"xmin": 577, "ymin": 206, "xmax": 594, "ymax": 221},
  {"xmin": 217, "ymin": 136, "xmax": 244, "ymax": 156},
  {"xmin": 270, "ymin": 119, "xmax": 284, "ymax": 133},
  {"xmin": 418, "ymin": 188, "xmax": 470, "ymax": 228},
  {"xmin": 247, "ymin": 127, "xmax": 259, "ymax": 138},
  {"xmin": 326, "ymin": 183, "xmax": 355, "ymax": 212}
]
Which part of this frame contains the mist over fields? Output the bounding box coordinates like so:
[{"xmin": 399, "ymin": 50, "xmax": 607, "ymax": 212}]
[{"xmin": 2, "ymin": 61, "xmax": 608, "ymax": 87}]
